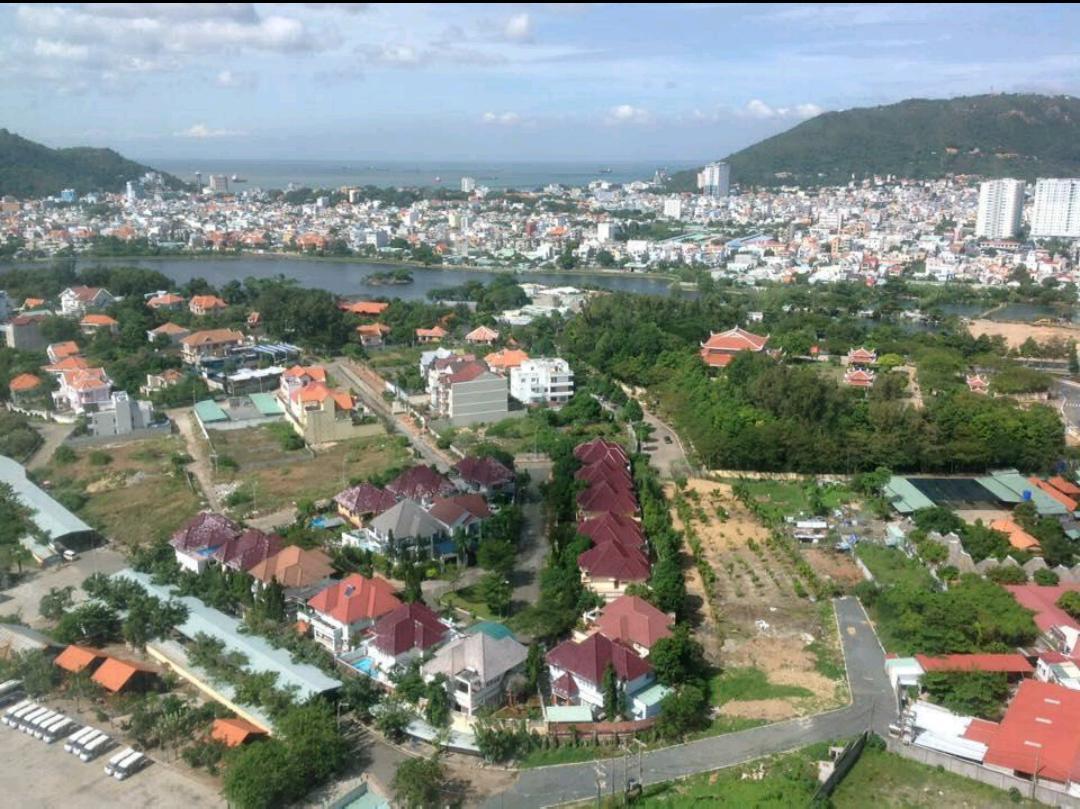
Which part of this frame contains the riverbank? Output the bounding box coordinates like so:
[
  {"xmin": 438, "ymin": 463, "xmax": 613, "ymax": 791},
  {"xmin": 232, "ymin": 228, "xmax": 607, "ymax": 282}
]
[{"xmin": 6, "ymin": 249, "xmax": 686, "ymax": 284}]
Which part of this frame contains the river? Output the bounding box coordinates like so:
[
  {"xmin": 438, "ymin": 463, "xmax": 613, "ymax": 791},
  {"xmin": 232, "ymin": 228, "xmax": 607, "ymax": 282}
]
[{"xmin": 51, "ymin": 256, "xmax": 687, "ymax": 301}]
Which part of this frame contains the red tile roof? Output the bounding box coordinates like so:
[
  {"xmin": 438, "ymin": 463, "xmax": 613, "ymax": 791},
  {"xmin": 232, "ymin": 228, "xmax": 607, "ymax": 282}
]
[
  {"xmin": 914, "ymin": 654, "xmax": 1034, "ymax": 674},
  {"xmin": 578, "ymin": 540, "xmax": 650, "ymax": 582},
  {"xmin": 454, "ymin": 456, "xmax": 514, "ymax": 488},
  {"xmin": 575, "ymin": 460, "xmax": 634, "ymax": 488},
  {"xmin": 576, "ymin": 481, "xmax": 639, "ymax": 516},
  {"xmin": 334, "ymin": 483, "xmax": 397, "ymax": 517},
  {"xmin": 546, "ymin": 633, "xmax": 652, "ymax": 686},
  {"xmin": 1049, "ymin": 476, "xmax": 1080, "ymax": 497},
  {"xmin": 171, "ymin": 512, "xmax": 243, "ymax": 554},
  {"xmin": 465, "ymin": 325, "xmax": 500, "ymax": 343},
  {"xmin": 54, "ymin": 645, "xmax": 105, "ymax": 673},
  {"xmin": 576, "ymin": 513, "xmax": 645, "ymax": 549},
  {"xmin": 982, "ymin": 680, "xmax": 1080, "ymax": 783},
  {"xmin": 307, "ymin": 574, "xmax": 401, "ymax": 626},
  {"xmin": 1030, "ymin": 478, "xmax": 1078, "ymax": 512},
  {"xmin": 386, "ymin": 466, "xmax": 455, "ymax": 501},
  {"xmin": 484, "ymin": 348, "xmax": 529, "ymax": 371},
  {"xmin": 962, "ymin": 717, "xmax": 1001, "ymax": 745},
  {"xmin": 339, "ymin": 300, "xmax": 390, "ymax": 316},
  {"xmin": 248, "ymin": 546, "xmax": 334, "ymax": 588},
  {"xmin": 370, "ymin": 602, "xmax": 448, "ymax": 656},
  {"xmin": 573, "ymin": 438, "xmax": 628, "ymax": 466},
  {"xmin": 92, "ymin": 656, "xmax": 158, "ymax": 693},
  {"xmin": 8, "ymin": 372, "xmax": 41, "ymax": 392},
  {"xmin": 211, "ymin": 529, "xmax": 284, "ymax": 571},
  {"xmin": 211, "ymin": 717, "xmax": 267, "ymax": 747},
  {"xmin": 596, "ymin": 595, "xmax": 673, "ymax": 650}
]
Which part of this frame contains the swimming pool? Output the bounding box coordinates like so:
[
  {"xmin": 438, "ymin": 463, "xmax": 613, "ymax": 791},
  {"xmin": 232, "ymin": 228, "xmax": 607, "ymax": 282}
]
[{"xmin": 351, "ymin": 656, "xmax": 375, "ymax": 675}]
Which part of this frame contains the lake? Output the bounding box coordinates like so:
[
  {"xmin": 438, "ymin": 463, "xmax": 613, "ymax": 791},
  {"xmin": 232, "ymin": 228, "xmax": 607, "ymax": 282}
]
[{"xmin": 54, "ymin": 256, "xmax": 687, "ymax": 301}]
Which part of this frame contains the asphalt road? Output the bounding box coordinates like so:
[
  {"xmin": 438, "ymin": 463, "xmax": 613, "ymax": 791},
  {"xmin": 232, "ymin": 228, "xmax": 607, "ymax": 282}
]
[{"xmin": 484, "ymin": 597, "xmax": 895, "ymax": 808}]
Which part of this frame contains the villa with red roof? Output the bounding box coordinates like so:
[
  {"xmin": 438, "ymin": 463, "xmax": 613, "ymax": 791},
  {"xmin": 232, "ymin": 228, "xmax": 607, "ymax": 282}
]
[
  {"xmin": 334, "ymin": 482, "xmax": 397, "ymax": 529},
  {"xmin": 46, "ymin": 341, "xmax": 80, "ymax": 364},
  {"xmin": 578, "ymin": 540, "xmax": 651, "ymax": 602},
  {"xmin": 591, "ymin": 595, "xmax": 674, "ymax": 657},
  {"xmin": 386, "ymin": 466, "xmax": 456, "ymax": 504},
  {"xmin": 189, "ymin": 294, "xmax": 228, "ymax": 316},
  {"xmin": 453, "ymin": 456, "xmax": 515, "ymax": 495},
  {"xmin": 60, "ymin": 285, "xmax": 114, "ymax": 316},
  {"xmin": 699, "ymin": 326, "xmax": 769, "ymax": 369},
  {"xmin": 546, "ymin": 633, "xmax": 656, "ymax": 719},
  {"xmin": 464, "ymin": 325, "xmax": 500, "ymax": 345},
  {"xmin": 210, "ymin": 528, "xmax": 283, "ymax": 573},
  {"xmin": 485, "ymin": 347, "xmax": 529, "ymax": 373},
  {"xmin": 363, "ymin": 602, "xmax": 451, "ymax": 682},
  {"xmin": 339, "ymin": 300, "xmax": 389, "ymax": 316},
  {"xmin": 147, "ymin": 292, "xmax": 185, "ymax": 311},
  {"xmin": 170, "ymin": 512, "xmax": 243, "ymax": 573},
  {"xmin": 304, "ymin": 574, "xmax": 402, "ymax": 653},
  {"xmin": 416, "ymin": 326, "xmax": 447, "ymax": 344}
]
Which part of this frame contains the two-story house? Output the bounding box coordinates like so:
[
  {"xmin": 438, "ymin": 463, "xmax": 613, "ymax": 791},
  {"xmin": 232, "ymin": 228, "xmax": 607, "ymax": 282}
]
[
  {"xmin": 60, "ymin": 286, "xmax": 114, "ymax": 317},
  {"xmin": 303, "ymin": 574, "xmax": 401, "ymax": 654},
  {"xmin": 546, "ymin": 633, "xmax": 656, "ymax": 719},
  {"xmin": 180, "ymin": 328, "xmax": 246, "ymax": 365},
  {"xmin": 355, "ymin": 498, "xmax": 447, "ymax": 558},
  {"xmin": 170, "ymin": 512, "xmax": 243, "ymax": 574},
  {"xmin": 422, "ymin": 631, "xmax": 528, "ymax": 717},
  {"xmin": 452, "ymin": 456, "xmax": 515, "ymax": 496},
  {"xmin": 361, "ymin": 601, "xmax": 451, "ymax": 684},
  {"xmin": 189, "ymin": 294, "xmax": 228, "ymax": 316},
  {"xmin": 334, "ymin": 482, "xmax": 397, "ymax": 530},
  {"xmin": 52, "ymin": 367, "xmax": 112, "ymax": 414}
]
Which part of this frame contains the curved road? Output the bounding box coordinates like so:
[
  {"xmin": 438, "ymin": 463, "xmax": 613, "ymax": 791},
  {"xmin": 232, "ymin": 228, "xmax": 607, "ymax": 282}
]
[{"xmin": 484, "ymin": 597, "xmax": 895, "ymax": 808}]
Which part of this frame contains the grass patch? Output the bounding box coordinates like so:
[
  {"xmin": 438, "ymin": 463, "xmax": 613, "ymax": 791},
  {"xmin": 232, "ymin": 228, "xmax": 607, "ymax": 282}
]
[
  {"xmin": 856, "ymin": 544, "xmax": 935, "ymax": 590},
  {"xmin": 518, "ymin": 744, "xmax": 625, "ymax": 769},
  {"xmin": 808, "ymin": 602, "xmax": 846, "ymax": 682},
  {"xmin": 440, "ymin": 583, "xmax": 498, "ymax": 621},
  {"xmin": 709, "ymin": 667, "xmax": 814, "ymax": 706},
  {"xmin": 832, "ymin": 745, "xmax": 1042, "ymax": 808},
  {"xmin": 718, "ymin": 478, "xmax": 857, "ymax": 523}
]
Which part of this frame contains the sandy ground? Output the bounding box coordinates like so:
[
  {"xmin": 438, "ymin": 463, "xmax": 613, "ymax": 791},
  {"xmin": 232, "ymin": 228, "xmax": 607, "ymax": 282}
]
[
  {"xmin": 955, "ymin": 508, "xmax": 1011, "ymax": 526},
  {"xmin": 671, "ymin": 479, "xmax": 851, "ymax": 722},
  {"xmin": 968, "ymin": 318, "xmax": 1080, "ymax": 349}
]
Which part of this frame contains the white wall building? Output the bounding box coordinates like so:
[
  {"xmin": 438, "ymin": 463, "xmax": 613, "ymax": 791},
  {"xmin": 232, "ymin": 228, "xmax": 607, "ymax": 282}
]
[
  {"xmin": 697, "ymin": 161, "xmax": 730, "ymax": 197},
  {"xmin": 975, "ymin": 179, "xmax": 1025, "ymax": 239},
  {"xmin": 596, "ymin": 222, "xmax": 618, "ymax": 242},
  {"xmin": 510, "ymin": 358, "xmax": 574, "ymax": 407},
  {"xmin": 663, "ymin": 198, "xmax": 683, "ymax": 220},
  {"xmin": 1031, "ymin": 178, "xmax": 1080, "ymax": 238},
  {"xmin": 460, "ymin": 177, "xmax": 476, "ymax": 193}
]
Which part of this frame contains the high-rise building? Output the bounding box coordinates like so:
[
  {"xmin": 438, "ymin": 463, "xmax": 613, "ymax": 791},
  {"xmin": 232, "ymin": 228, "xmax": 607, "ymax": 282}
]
[
  {"xmin": 461, "ymin": 177, "xmax": 476, "ymax": 193},
  {"xmin": 975, "ymin": 179, "xmax": 1025, "ymax": 239},
  {"xmin": 208, "ymin": 175, "xmax": 229, "ymax": 194},
  {"xmin": 663, "ymin": 198, "xmax": 683, "ymax": 220},
  {"xmin": 1031, "ymin": 178, "xmax": 1080, "ymax": 238},
  {"xmin": 125, "ymin": 180, "xmax": 143, "ymax": 203},
  {"xmin": 60, "ymin": 189, "xmax": 76, "ymax": 204},
  {"xmin": 697, "ymin": 161, "xmax": 730, "ymax": 197}
]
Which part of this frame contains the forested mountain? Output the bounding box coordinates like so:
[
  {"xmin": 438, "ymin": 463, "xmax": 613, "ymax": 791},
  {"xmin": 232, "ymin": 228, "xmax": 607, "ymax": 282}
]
[
  {"xmin": 669, "ymin": 94, "xmax": 1080, "ymax": 189},
  {"xmin": 0, "ymin": 129, "xmax": 187, "ymax": 198}
]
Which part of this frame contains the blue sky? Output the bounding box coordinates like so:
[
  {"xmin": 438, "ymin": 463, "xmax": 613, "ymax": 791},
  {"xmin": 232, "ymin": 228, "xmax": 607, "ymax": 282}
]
[{"xmin": 2, "ymin": 3, "xmax": 1079, "ymax": 162}]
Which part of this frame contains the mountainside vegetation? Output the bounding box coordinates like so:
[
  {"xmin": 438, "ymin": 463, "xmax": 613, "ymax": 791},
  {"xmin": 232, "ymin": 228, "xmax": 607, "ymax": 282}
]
[
  {"xmin": 0, "ymin": 129, "xmax": 187, "ymax": 198},
  {"xmin": 670, "ymin": 93, "xmax": 1080, "ymax": 189}
]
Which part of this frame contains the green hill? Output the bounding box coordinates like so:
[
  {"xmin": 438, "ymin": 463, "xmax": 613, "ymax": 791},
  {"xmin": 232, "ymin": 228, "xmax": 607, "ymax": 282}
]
[
  {"xmin": 670, "ymin": 94, "xmax": 1080, "ymax": 190},
  {"xmin": 0, "ymin": 129, "xmax": 188, "ymax": 198}
]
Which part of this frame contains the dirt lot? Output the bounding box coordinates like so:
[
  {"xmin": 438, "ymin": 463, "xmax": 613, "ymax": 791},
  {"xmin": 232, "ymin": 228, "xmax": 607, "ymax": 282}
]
[
  {"xmin": 0, "ymin": 709, "xmax": 223, "ymax": 809},
  {"xmin": 208, "ymin": 428, "xmax": 411, "ymax": 516},
  {"xmin": 673, "ymin": 479, "xmax": 851, "ymax": 721},
  {"xmin": 968, "ymin": 318, "xmax": 1080, "ymax": 349},
  {"xmin": 0, "ymin": 547, "xmax": 129, "ymax": 628},
  {"xmin": 41, "ymin": 435, "xmax": 203, "ymax": 548}
]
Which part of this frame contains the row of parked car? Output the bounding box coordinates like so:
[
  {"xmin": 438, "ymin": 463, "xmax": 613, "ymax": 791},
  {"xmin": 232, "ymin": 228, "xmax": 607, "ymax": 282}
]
[{"xmin": 0, "ymin": 679, "xmax": 149, "ymax": 781}]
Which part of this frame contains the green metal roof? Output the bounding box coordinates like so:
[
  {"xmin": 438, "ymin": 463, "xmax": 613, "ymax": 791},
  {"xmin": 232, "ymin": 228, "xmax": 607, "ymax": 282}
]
[
  {"xmin": 633, "ymin": 683, "xmax": 673, "ymax": 706},
  {"xmin": 883, "ymin": 476, "xmax": 936, "ymax": 513},
  {"xmin": 0, "ymin": 455, "xmax": 95, "ymax": 543},
  {"xmin": 980, "ymin": 471, "xmax": 1067, "ymax": 516},
  {"xmin": 248, "ymin": 392, "xmax": 284, "ymax": 416},
  {"xmin": 975, "ymin": 476, "xmax": 1024, "ymax": 503},
  {"xmin": 543, "ymin": 705, "xmax": 594, "ymax": 723},
  {"xmin": 194, "ymin": 399, "xmax": 228, "ymax": 423}
]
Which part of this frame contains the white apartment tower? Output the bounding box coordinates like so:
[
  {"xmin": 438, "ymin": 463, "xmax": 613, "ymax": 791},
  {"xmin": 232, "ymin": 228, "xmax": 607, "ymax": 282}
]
[
  {"xmin": 975, "ymin": 179, "xmax": 1025, "ymax": 239},
  {"xmin": 697, "ymin": 161, "xmax": 730, "ymax": 198},
  {"xmin": 510, "ymin": 358, "xmax": 574, "ymax": 408},
  {"xmin": 1031, "ymin": 178, "xmax": 1080, "ymax": 238},
  {"xmin": 461, "ymin": 177, "xmax": 477, "ymax": 193}
]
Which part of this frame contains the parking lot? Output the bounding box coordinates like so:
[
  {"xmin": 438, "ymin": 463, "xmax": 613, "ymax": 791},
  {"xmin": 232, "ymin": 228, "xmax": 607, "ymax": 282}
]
[
  {"xmin": 0, "ymin": 711, "xmax": 223, "ymax": 809},
  {"xmin": 0, "ymin": 548, "xmax": 129, "ymax": 628}
]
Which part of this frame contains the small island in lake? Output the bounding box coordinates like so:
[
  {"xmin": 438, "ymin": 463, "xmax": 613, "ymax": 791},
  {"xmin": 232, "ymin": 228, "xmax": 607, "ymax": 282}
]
[{"xmin": 365, "ymin": 268, "xmax": 414, "ymax": 286}]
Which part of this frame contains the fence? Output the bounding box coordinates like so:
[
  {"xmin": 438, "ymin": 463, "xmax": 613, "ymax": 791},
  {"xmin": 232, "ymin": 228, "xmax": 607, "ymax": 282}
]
[
  {"xmin": 814, "ymin": 732, "xmax": 867, "ymax": 801},
  {"xmin": 885, "ymin": 738, "xmax": 1079, "ymax": 807},
  {"xmin": 546, "ymin": 718, "xmax": 656, "ymax": 744}
]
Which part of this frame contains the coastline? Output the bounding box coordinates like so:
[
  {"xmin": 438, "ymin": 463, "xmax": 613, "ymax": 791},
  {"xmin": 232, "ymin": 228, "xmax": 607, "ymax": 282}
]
[{"xmin": 5, "ymin": 249, "xmax": 685, "ymax": 284}]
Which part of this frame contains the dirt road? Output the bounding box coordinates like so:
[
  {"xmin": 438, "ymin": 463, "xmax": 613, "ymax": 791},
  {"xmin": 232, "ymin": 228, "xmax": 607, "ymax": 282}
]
[{"xmin": 171, "ymin": 407, "xmax": 220, "ymax": 511}]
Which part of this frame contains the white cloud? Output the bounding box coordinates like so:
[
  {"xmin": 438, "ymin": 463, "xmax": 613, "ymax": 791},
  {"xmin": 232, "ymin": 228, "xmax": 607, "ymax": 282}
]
[
  {"xmin": 606, "ymin": 104, "xmax": 652, "ymax": 125},
  {"xmin": 740, "ymin": 99, "xmax": 823, "ymax": 120},
  {"xmin": 503, "ymin": 13, "xmax": 533, "ymax": 43},
  {"xmin": 216, "ymin": 69, "xmax": 255, "ymax": 88},
  {"xmin": 175, "ymin": 123, "xmax": 246, "ymax": 139},
  {"xmin": 32, "ymin": 38, "xmax": 92, "ymax": 61},
  {"xmin": 482, "ymin": 111, "xmax": 523, "ymax": 126}
]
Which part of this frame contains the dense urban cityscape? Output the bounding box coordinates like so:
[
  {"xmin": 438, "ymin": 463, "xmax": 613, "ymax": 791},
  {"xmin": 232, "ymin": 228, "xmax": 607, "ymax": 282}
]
[{"xmin": 3, "ymin": 4, "xmax": 1080, "ymax": 809}]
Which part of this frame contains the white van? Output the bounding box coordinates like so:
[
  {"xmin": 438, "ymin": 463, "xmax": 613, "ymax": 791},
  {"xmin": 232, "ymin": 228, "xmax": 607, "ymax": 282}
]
[
  {"xmin": 79, "ymin": 733, "xmax": 113, "ymax": 762},
  {"xmin": 7, "ymin": 702, "xmax": 39, "ymax": 728},
  {"xmin": 104, "ymin": 746, "xmax": 135, "ymax": 775},
  {"xmin": 64, "ymin": 726, "xmax": 97, "ymax": 753},
  {"xmin": 70, "ymin": 729, "xmax": 106, "ymax": 756},
  {"xmin": 43, "ymin": 717, "xmax": 77, "ymax": 744},
  {"xmin": 113, "ymin": 751, "xmax": 147, "ymax": 781}
]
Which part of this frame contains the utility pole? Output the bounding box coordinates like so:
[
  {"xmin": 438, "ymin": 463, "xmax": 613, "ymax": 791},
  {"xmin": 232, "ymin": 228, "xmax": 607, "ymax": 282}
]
[{"xmin": 593, "ymin": 760, "xmax": 605, "ymax": 809}]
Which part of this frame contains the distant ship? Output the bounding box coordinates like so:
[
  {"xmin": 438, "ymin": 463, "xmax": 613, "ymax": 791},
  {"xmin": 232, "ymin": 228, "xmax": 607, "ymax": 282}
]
[
  {"xmin": 231, "ymin": 174, "xmax": 247, "ymax": 183},
  {"xmin": 598, "ymin": 168, "xmax": 613, "ymax": 174}
]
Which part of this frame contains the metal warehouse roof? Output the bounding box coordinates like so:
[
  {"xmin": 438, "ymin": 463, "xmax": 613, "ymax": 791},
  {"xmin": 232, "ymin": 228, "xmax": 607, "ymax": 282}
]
[
  {"xmin": 883, "ymin": 476, "xmax": 936, "ymax": 513},
  {"xmin": 979, "ymin": 470, "xmax": 1068, "ymax": 516},
  {"xmin": 0, "ymin": 455, "xmax": 95, "ymax": 543},
  {"xmin": 112, "ymin": 569, "xmax": 341, "ymax": 700},
  {"xmin": 194, "ymin": 399, "xmax": 228, "ymax": 423},
  {"xmin": 248, "ymin": 392, "xmax": 284, "ymax": 416}
]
